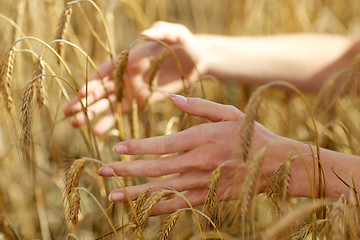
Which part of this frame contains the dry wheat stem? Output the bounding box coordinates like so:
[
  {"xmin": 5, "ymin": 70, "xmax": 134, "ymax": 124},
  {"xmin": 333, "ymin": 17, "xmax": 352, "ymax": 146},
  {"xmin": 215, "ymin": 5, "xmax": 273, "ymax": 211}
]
[{"xmin": 68, "ymin": 0, "xmax": 115, "ymax": 57}]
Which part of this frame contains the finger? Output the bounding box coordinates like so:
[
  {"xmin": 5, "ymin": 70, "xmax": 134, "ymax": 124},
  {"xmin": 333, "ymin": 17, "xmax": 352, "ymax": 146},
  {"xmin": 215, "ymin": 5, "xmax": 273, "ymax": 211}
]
[
  {"xmin": 93, "ymin": 113, "xmax": 117, "ymax": 135},
  {"xmin": 170, "ymin": 94, "xmax": 243, "ymax": 122},
  {"xmin": 70, "ymin": 96, "xmax": 115, "ymax": 127},
  {"xmin": 99, "ymin": 148, "xmax": 207, "ymax": 177},
  {"xmin": 141, "ymin": 21, "xmax": 192, "ymax": 45},
  {"xmin": 107, "ymin": 175, "xmax": 179, "ymax": 202},
  {"xmin": 78, "ymin": 77, "xmax": 114, "ymax": 98},
  {"xmin": 112, "ymin": 125, "xmax": 209, "ymax": 155},
  {"xmin": 64, "ymin": 80, "xmax": 115, "ymax": 116},
  {"xmin": 151, "ymin": 189, "xmax": 208, "ymax": 215},
  {"xmin": 106, "ymin": 172, "xmax": 208, "ymax": 203},
  {"xmin": 88, "ymin": 58, "xmax": 117, "ymax": 81}
]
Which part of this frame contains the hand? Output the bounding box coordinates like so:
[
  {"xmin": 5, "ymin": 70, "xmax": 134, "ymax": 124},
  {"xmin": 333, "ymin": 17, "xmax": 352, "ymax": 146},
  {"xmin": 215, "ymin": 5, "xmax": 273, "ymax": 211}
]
[
  {"xmin": 98, "ymin": 95, "xmax": 280, "ymax": 215},
  {"xmin": 64, "ymin": 21, "xmax": 205, "ymax": 135}
]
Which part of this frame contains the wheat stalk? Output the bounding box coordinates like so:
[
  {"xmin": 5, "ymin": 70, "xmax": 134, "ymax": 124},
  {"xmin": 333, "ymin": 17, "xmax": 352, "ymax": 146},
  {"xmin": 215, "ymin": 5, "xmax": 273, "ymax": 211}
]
[{"xmin": 0, "ymin": 46, "xmax": 16, "ymax": 113}]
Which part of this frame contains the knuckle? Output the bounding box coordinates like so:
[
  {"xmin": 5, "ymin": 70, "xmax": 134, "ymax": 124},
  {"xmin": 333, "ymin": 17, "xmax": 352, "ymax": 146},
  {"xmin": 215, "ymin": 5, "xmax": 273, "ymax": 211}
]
[{"xmin": 199, "ymin": 159, "xmax": 218, "ymax": 172}]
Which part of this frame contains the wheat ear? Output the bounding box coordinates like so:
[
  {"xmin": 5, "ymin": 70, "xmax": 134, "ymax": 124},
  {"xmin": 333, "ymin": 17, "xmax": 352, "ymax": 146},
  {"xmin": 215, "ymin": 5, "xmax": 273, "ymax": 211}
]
[
  {"xmin": 239, "ymin": 90, "xmax": 262, "ymax": 161},
  {"xmin": 66, "ymin": 159, "xmax": 87, "ymax": 225},
  {"xmin": 114, "ymin": 49, "xmax": 129, "ymax": 102},
  {"xmin": 153, "ymin": 210, "xmax": 181, "ymax": 240},
  {"xmin": 0, "ymin": 46, "xmax": 16, "ymax": 113},
  {"xmin": 54, "ymin": 4, "xmax": 73, "ymax": 63},
  {"xmin": 20, "ymin": 83, "xmax": 35, "ymax": 164},
  {"xmin": 131, "ymin": 188, "xmax": 150, "ymax": 223},
  {"xmin": 33, "ymin": 55, "xmax": 48, "ymax": 107},
  {"xmin": 330, "ymin": 196, "xmax": 345, "ymax": 239},
  {"xmin": 149, "ymin": 50, "xmax": 166, "ymax": 94},
  {"xmin": 346, "ymin": 190, "xmax": 359, "ymax": 240},
  {"xmin": 202, "ymin": 166, "xmax": 222, "ymax": 230},
  {"xmin": 133, "ymin": 191, "xmax": 164, "ymax": 230},
  {"xmin": 267, "ymin": 153, "xmax": 295, "ymax": 202},
  {"xmin": 238, "ymin": 147, "xmax": 267, "ymax": 222}
]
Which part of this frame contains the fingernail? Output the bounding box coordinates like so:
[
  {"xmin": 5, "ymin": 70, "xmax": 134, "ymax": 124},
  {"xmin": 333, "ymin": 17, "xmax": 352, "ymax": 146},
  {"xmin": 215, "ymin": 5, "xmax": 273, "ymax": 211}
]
[
  {"xmin": 113, "ymin": 144, "xmax": 128, "ymax": 154},
  {"xmin": 170, "ymin": 94, "xmax": 187, "ymax": 103},
  {"xmin": 109, "ymin": 192, "xmax": 125, "ymax": 202},
  {"xmin": 98, "ymin": 166, "xmax": 111, "ymax": 175}
]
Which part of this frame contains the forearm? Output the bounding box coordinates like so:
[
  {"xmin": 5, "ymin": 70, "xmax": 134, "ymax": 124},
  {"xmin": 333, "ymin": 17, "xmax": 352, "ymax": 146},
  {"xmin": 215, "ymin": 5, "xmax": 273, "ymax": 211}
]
[
  {"xmin": 197, "ymin": 33, "xmax": 360, "ymax": 92},
  {"xmin": 268, "ymin": 135, "xmax": 360, "ymax": 200}
]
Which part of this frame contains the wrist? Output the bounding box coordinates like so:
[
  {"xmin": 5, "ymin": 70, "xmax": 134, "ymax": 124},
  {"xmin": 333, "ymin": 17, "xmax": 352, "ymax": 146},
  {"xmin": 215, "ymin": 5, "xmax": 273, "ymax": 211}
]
[{"xmin": 195, "ymin": 34, "xmax": 222, "ymax": 77}]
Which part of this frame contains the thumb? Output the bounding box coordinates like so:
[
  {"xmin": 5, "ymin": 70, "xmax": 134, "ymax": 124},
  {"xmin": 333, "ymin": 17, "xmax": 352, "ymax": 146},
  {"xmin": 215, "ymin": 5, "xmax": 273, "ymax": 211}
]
[{"xmin": 170, "ymin": 94, "xmax": 243, "ymax": 122}]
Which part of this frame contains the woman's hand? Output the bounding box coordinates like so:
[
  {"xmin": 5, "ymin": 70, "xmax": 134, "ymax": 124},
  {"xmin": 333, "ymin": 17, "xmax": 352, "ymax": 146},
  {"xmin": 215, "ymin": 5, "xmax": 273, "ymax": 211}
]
[
  {"xmin": 98, "ymin": 95, "xmax": 280, "ymax": 215},
  {"xmin": 64, "ymin": 21, "xmax": 205, "ymax": 135}
]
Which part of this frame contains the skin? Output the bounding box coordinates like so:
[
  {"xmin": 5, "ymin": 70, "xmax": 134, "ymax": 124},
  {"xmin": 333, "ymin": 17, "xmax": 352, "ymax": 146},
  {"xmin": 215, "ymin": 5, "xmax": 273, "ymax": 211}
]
[{"xmin": 64, "ymin": 21, "xmax": 360, "ymax": 215}]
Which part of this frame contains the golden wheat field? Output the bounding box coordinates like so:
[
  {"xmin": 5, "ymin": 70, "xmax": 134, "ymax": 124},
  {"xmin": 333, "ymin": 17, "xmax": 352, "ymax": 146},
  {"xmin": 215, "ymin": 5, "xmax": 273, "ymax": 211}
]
[{"xmin": 0, "ymin": 0, "xmax": 359, "ymax": 239}]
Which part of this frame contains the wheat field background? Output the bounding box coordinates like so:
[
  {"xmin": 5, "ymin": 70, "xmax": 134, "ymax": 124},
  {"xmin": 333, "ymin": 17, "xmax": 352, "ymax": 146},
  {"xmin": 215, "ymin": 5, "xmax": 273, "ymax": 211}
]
[{"xmin": 0, "ymin": 0, "xmax": 359, "ymax": 239}]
